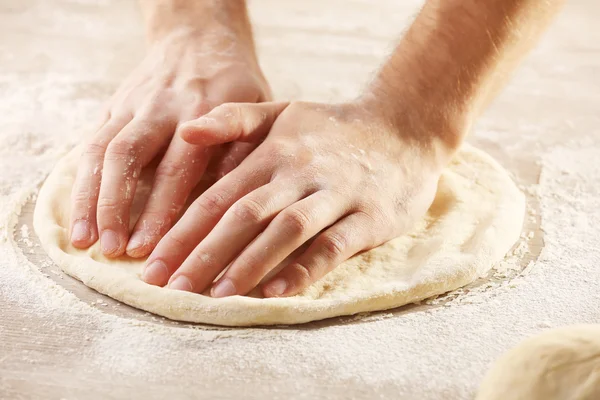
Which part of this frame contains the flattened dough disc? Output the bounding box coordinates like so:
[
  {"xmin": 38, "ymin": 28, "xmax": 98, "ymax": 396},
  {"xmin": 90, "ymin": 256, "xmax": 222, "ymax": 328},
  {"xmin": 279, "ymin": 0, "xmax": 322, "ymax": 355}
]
[{"xmin": 33, "ymin": 145, "xmax": 525, "ymax": 326}]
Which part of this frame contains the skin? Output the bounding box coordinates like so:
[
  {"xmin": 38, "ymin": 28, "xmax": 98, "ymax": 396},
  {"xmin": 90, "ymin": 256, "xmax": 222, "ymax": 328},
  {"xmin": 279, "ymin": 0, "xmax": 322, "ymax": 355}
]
[
  {"xmin": 69, "ymin": 0, "xmax": 270, "ymax": 258},
  {"xmin": 71, "ymin": 0, "xmax": 564, "ymax": 297},
  {"xmin": 148, "ymin": 100, "xmax": 445, "ymax": 297}
]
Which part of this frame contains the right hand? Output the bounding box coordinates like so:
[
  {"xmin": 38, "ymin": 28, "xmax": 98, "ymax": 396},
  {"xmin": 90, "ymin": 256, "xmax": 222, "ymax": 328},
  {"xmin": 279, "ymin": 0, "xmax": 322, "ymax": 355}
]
[
  {"xmin": 69, "ymin": 26, "xmax": 271, "ymax": 260},
  {"xmin": 141, "ymin": 100, "xmax": 453, "ymax": 296}
]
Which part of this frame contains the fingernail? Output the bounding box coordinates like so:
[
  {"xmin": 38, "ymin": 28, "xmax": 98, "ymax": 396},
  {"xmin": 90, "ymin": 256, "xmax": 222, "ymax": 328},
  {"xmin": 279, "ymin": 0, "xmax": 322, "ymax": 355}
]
[
  {"xmin": 126, "ymin": 232, "xmax": 145, "ymax": 253},
  {"xmin": 142, "ymin": 259, "xmax": 168, "ymax": 285},
  {"xmin": 169, "ymin": 275, "xmax": 193, "ymax": 292},
  {"xmin": 211, "ymin": 278, "xmax": 237, "ymax": 298},
  {"xmin": 265, "ymin": 278, "xmax": 287, "ymax": 297},
  {"xmin": 101, "ymin": 229, "xmax": 120, "ymax": 255},
  {"xmin": 71, "ymin": 220, "xmax": 91, "ymax": 243}
]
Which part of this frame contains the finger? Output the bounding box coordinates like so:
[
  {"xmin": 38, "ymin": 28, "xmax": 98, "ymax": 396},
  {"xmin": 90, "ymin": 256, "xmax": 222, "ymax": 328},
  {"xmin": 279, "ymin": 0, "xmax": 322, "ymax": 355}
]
[
  {"xmin": 214, "ymin": 142, "xmax": 258, "ymax": 179},
  {"xmin": 166, "ymin": 181, "xmax": 310, "ymax": 295},
  {"xmin": 178, "ymin": 102, "xmax": 289, "ymax": 147},
  {"xmin": 126, "ymin": 135, "xmax": 213, "ymax": 258},
  {"xmin": 70, "ymin": 115, "xmax": 131, "ymax": 248},
  {"xmin": 211, "ymin": 190, "xmax": 349, "ymax": 297},
  {"xmin": 262, "ymin": 212, "xmax": 377, "ymax": 298},
  {"xmin": 97, "ymin": 117, "xmax": 176, "ymax": 257},
  {"xmin": 141, "ymin": 160, "xmax": 273, "ymax": 287}
]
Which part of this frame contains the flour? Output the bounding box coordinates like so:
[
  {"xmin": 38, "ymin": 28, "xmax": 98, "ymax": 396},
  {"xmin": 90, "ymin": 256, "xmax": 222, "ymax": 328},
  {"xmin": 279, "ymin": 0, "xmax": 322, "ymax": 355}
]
[
  {"xmin": 3, "ymin": 129, "xmax": 599, "ymax": 399},
  {"xmin": 34, "ymin": 142, "xmax": 525, "ymax": 326},
  {"xmin": 1, "ymin": 0, "xmax": 599, "ymax": 398}
]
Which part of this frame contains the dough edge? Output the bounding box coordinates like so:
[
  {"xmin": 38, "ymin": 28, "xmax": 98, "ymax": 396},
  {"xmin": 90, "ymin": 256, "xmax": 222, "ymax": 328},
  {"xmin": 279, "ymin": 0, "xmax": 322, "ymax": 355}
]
[
  {"xmin": 33, "ymin": 144, "xmax": 526, "ymax": 327},
  {"xmin": 477, "ymin": 324, "xmax": 600, "ymax": 400}
]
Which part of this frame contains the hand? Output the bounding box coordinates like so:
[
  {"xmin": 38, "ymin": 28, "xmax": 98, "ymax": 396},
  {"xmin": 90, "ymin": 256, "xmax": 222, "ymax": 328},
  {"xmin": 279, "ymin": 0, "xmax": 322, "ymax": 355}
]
[
  {"xmin": 69, "ymin": 27, "xmax": 271, "ymax": 258},
  {"xmin": 142, "ymin": 100, "xmax": 456, "ymax": 297}
]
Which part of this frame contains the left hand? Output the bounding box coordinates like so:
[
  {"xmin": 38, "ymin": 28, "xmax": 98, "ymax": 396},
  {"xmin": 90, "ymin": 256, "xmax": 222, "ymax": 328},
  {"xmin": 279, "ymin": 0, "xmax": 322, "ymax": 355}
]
[
  {"xmin": 142, "ymin": 100, "xmax": 455, "ymax": 297},
  {"xmin": 68, "ymin": 27, "xmax": 270, "ymax": 259}
]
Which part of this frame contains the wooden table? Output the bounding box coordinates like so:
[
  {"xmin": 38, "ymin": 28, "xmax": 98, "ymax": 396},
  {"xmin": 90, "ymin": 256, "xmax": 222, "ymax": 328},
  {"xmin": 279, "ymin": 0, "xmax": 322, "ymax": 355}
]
[{"xmin": 1, "ymin": 0, "xmax": 598, "ymax": 398}]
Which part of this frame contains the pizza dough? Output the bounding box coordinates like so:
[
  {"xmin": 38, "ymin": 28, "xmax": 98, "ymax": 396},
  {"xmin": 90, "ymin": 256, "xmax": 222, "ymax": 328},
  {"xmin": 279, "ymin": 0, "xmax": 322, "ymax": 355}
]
[
  {"xmin": 33, "ymin": 144, "xmax": 525, "ymax": 326},
  {"xmin": 477, "ymin": 325, "xmax": 600, "ymax": 400}
]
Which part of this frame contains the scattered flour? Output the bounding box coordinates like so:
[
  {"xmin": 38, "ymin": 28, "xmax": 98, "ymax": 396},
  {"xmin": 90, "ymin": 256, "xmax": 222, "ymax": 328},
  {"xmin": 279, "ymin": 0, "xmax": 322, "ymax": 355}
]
[
  {"xmin": 1, "ymin": 0, "xmax": 599, "ymax": 398},
  {"xmin": 3, "ymin": 125, "xmax": 600, "ymax": 399}
]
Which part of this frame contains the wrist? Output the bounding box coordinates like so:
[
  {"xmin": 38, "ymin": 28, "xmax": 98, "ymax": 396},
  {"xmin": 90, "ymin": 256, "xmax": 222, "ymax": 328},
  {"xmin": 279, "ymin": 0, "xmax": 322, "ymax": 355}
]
[
  {"xmin": 141, "ymin": 0, "xmax": 253, "ymax": 46},
  {"xmin": 359, "ymin": 79, "xmax": 467, "ymax": 168},
  {"xmin": 143, "ymin": 8, "xmax": 261, "ymax": 72}
]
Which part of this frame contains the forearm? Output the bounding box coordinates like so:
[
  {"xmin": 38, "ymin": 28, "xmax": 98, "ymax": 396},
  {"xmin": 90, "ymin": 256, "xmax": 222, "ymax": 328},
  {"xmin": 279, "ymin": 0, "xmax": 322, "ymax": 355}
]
[
  {"xmin": 366, "ymin": 0, "xmax": 564, "ymax": 151},
  {"xmin": 138, "ymin": 0, "xmax": 254, "ymax": 45}
]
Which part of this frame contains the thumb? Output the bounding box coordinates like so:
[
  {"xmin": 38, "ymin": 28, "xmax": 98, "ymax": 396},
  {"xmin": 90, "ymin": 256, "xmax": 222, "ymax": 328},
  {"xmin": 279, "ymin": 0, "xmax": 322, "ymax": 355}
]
[{"xmin": 178, "ymin": 101, "xmax": 289, "ymax": 146}]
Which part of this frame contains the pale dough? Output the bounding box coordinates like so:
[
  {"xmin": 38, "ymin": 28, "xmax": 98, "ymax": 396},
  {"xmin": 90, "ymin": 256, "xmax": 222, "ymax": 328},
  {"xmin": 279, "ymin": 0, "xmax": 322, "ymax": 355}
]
[
  {"xmin": 33, "ymin": 144, "xmax": 525, "ymax": 326},
  {"xmin": 477, "ymin": 324, "xmax": 600, "ymax": 400}
]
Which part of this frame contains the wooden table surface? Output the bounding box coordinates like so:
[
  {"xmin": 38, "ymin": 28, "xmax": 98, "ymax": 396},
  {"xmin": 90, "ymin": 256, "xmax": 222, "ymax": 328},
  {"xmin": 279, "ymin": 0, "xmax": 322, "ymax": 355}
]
[{"xmin": 1, "ymin": 0, "xmax": 598, "ymax": 399}]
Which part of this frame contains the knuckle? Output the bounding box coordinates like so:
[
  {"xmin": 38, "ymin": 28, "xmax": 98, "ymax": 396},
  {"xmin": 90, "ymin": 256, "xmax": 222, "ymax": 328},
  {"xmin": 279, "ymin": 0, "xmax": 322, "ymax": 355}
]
[
  {"xmin": 139, "ymin": 110, "xmax": 176, "ymax": 129},
  {"xmin": 105, "ymin": 138, "xmax": 138, "ymax": 159},
  {"xmin": 71, "ymin": 189, "xmax": 94, "ymax": 206},
  {"xmin": 287, "ymin": 262, "xmax": 313, "ymax": 285},
  {"xmin": 356, "ymin": 199, "xmax": 390, "ymax": 223},
  {"xmin": 97, "ymin": 196, "xmax": 129, "ymax": 212},
  {"xmin": 155, "ymin": 159, "xmax": 188, "ymax": 180},
  {"xmin": 319, "ymin": 231, "xmax": 347, "ymax": 260},
  {"xmin": 194, "ymin": 191, "xmax": 230, "ymax": 218},
  {"xmin": 191, "ymin": 250, "xmax": 215, "ymax": 268},
  {"xmin": 84, "ymin": 141, "xmax": 108, "ymax": 158},
  {"xmin": 166, "ymin": 231, "xmax": 188, "ymax": 250},
  {"xmin": 231, "ymin": 198, "xmax": 268, "ymax": 224},
  {"xmin": 280, "ymin": 208, "xmax": 311, "ymax": 235},
  {"xmin": 355, "ymin": 207, "xmax": 380, "ymax": 224},
  {"xmin": 71, "ymin": 175, "xmax": 98, "ymax": 198}
]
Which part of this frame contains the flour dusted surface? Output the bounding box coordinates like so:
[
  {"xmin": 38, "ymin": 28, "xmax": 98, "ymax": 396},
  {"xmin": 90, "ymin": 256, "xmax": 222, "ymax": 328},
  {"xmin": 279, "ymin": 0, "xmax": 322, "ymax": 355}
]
[
  {"xmin": 1, "ymin": 0, "xmax": 600, "ymax": 398},
  {"xmin": 32, "ymin": 142, "xmax": 524, "ymax": 326}
]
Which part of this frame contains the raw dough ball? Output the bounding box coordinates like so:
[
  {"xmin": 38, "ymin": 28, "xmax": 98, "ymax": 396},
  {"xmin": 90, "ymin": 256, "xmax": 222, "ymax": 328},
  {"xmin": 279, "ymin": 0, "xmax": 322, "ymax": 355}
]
[
  {"xmin": 34, "ymin": 144, "xmax": 525, "ymax": 326},
  {"xmin": 477, "ymin": 324, "xmax": 600, "ymax": 400}
]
